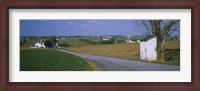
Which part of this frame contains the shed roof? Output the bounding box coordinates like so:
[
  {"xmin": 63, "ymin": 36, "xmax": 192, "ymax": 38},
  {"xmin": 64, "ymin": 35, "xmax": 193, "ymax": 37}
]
[{"xmin": 140, "ymin": 35, "xmax": 156, "ymax": 42}]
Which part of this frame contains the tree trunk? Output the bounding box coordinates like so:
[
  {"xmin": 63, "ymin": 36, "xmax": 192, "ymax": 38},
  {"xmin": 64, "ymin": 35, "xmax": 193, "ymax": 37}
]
[
  {"xmin": 154, "ymin": 20, "xmax": 165, "ymax": 61},
  {"xmin": 157, "ymin": 37, "xmax": 166, "ymax": 62},
  {"xmin": 160, "ymin": 36, "xmax": 166, "ymax": 62},
  {"xmin": 157, "ymin": 38, "xmax": 162, "ymax": 61}
]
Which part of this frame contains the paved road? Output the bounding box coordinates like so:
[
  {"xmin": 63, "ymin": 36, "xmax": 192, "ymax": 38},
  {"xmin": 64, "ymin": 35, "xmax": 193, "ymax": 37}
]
[{"xmin": 57, "ymin": 49, "xmax": 180, "ymax": 71}]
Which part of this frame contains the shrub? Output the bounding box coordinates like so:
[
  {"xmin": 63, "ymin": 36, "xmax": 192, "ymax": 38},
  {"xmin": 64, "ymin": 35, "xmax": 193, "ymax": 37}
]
[
  {"xmin": 101, "ymin": 39, "xmax": 115, "ymax": 44},
  {"xmin": 62, "ymin": 43, "xmax": 70, "ymax": 47},
  {"xmin": 116, "ymin": 40, "xmax": 125, "ymax": 43}
]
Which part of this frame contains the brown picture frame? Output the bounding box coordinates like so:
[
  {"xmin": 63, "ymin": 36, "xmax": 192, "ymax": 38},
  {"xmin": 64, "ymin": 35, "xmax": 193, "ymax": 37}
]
[{"xmin": 0, "ymin": 0, "xmax": 199, "ymax": 91}]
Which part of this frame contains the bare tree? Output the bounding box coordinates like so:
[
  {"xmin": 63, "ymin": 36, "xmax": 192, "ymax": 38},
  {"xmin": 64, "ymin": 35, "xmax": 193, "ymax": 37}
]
[{"xmin": 139, "ymin": 20, "xmax": 180, "ymax": 61}]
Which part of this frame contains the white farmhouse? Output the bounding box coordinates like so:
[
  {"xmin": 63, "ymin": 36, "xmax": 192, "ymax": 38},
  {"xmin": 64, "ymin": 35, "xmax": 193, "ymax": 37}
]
[
  {"xmin": 140, "ymin": 36, "xmax": 157, "ymax": 61},
  {"xmin": 102, "ymin": 38, "xmax": 110, "ymax": 41},
  {"xmin": 102, "ymin": 36, "xmax": 112, "ymax": 41},
  {"xmin": 35, "ymin": 42, "xmax": 45, "ymax": 48},
  {"xmin": 126, "ymin": 36, "xmax": 135, "ymax": 43},
  {"xmin": 127, "ymin": 40, "xmax": 135, "ymax": 43}
]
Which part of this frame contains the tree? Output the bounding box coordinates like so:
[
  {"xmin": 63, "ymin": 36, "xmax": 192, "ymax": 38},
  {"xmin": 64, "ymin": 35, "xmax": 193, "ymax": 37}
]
[
  {"xmin": 47, "ymin": 36, "xmax": 57, "ymax": 48},
  {"xmin": 140, "ymin": 20, "xmax": 180, "ymax": 61},
  {"xmin": 23, "ymin": 38, "xmax": 27, "ymax": 44},
  {"xmin": 44, "ymin": 40, "xmax": 52, "ymax": 48},
  {"xmin": 62, "ymin": 43, "xmax": 70, "ymax": 47}
]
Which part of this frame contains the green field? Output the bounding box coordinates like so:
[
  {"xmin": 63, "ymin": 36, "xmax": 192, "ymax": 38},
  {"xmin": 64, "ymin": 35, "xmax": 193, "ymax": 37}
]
[
  {"xmin": 58, "ymin": 37, "xmax": 96, "ymax": 45},
  {"xmin": 65, "ymin": 40, "xmax": 180, "ymax": 66},
  {"xmin": 20, "ymin": 49, "xmax": 90, "ymax": 71}
]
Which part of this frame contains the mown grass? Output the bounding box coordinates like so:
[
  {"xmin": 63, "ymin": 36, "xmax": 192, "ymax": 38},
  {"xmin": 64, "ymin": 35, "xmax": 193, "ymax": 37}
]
[
  {"xmin": 65, "ymin": 40, "xmax": 180, "ymax": 66},
  {"xmin": 20, "ymin": 49, "xmax": 89, "ymax": 71}
]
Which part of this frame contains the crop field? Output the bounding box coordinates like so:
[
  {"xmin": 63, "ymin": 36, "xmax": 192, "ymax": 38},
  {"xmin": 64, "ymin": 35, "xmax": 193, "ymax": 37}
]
[
  {"xmin": 66, "ymin": 43, "xmax": 140, "ymax": 60},
  {"xmin": 165, "ymin": 40, "xmax": 180, "ymax": 49},
  {"xmin": 65, "ymin": 40, "xmax": 180, "ymax": 66},
  {"xmin": 20, "ymin": 49, "xmax": 90, "ymax": 71}
]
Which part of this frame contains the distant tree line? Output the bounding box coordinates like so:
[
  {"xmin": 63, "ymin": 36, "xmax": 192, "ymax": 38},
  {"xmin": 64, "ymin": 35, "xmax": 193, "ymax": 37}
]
[
  {"xmin": 20, "ymin": 38, "xmax": 27, "ymax": 46},
  {"xmin": 79, "ymin": 38, "xmax": 99, "ymax": 44},
  {"xmin": 78, "ymin": 37, "xmax": 126, "ymax": 44}
]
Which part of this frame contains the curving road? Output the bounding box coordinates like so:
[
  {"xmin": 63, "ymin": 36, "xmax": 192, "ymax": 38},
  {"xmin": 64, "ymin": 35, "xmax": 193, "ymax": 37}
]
[{"xmin": 57, "ymin": 49, "xmax": 180, "ymax": 71}]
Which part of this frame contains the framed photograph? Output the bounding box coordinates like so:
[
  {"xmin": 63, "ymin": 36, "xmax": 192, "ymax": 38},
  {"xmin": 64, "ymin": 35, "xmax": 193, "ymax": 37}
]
[{"xmin": 1, "ymin": 0, "xmax": 199, "ymax": 91}]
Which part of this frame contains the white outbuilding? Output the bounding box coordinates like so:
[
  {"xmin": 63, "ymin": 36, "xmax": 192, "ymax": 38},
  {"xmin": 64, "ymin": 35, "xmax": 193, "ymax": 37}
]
[
  {"xmin": 140, "ymin": 36, "xmax": 157, "ymax": 61},
  {"xmin": 35, "ymin": 42, "xmax": 45, "ymax": 48}
]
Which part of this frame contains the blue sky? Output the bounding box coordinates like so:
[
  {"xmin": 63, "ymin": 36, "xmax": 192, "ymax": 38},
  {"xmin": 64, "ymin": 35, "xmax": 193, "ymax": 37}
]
[{"xmin": 20, "ymin": 20, "xmax": 179, "ymax": 36}]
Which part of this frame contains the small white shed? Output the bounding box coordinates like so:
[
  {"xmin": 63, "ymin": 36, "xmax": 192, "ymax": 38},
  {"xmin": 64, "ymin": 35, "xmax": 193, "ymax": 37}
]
[
  {"xmin": 35, "ymin": 42, "xmax": 45, "ymax": 48},
  {"xmin": 35, "ymin": 42, "xmax": 42, "ymax": 48},
  {"xmin": 140, "ymin": 36, "xmax": 157, "ymax": 61}
]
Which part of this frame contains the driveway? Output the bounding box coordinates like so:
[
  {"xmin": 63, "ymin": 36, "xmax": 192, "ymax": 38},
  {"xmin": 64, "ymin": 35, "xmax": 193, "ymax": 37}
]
[{"xmin": 57, "ymin": 49, "xmax": 180, "ymax": 71}]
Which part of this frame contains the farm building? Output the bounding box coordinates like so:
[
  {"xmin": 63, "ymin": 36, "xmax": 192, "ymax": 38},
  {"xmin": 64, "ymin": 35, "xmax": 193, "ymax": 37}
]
[
  {"xmin": 140, "ymin": 36, "xmax": 157, "ymax": 61},
  {"xmin": 126, "ymin": 40, "xmax": 135, "ymax": 43},
  {"xmin": 126, "ymin": 36, "xmax": 134, "ymax": 43},
  {"xmin": 102, "ymin": 36, "xmax": 112, "ymax": 41},
  {"xmin": 35, "ymin": 42, "xmax": 45, "ymax": 48}
]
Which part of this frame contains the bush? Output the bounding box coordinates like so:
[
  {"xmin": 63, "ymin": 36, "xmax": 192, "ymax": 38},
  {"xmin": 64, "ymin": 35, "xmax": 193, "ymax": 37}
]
[
  {"xmin": 62, "ymin": 43, "xmax": 70, "ymax": 47},
  {"xmin": 116, "ymin": 40, "xmax": 125, "ymax": 43},
  {"xmin": 101, "ymin": 40, "xmax": 114, "ymax": 44},
  {"xmin": 58, "ymin": 44, "xmax": 62, "ymax": 47}
]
